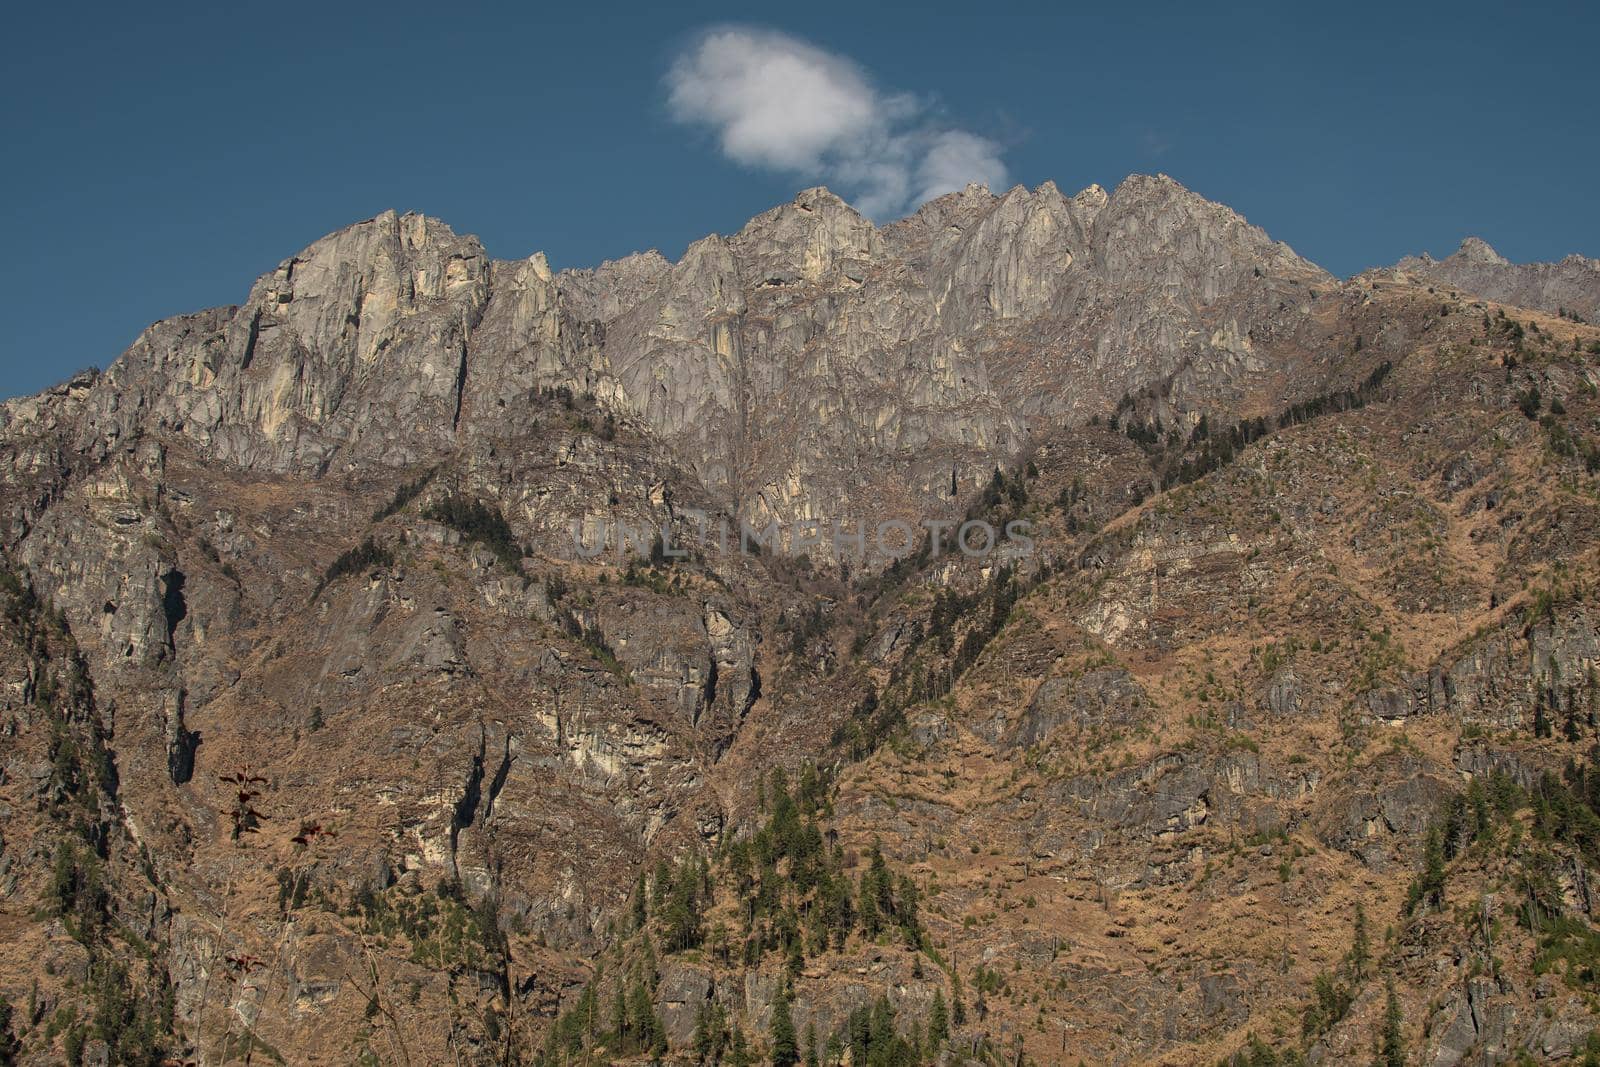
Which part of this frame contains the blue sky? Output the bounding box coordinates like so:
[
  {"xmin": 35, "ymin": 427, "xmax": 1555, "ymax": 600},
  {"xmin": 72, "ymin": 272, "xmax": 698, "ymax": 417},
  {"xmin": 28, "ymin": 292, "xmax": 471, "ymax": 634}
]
[{"xmin": 2, "ymin": 0, "xmax": 1597, "ymax": 400}]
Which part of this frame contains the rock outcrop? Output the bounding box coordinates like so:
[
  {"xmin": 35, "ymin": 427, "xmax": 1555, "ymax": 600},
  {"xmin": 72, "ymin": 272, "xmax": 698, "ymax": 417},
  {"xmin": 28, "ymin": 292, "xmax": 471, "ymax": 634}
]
[{"xmin": 1399, "ymin": 236, "xmax": 1600, "ymax": 321}]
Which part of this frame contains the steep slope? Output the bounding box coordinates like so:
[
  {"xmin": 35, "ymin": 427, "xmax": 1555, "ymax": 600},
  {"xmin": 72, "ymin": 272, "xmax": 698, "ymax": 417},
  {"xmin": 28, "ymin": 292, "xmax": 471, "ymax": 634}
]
[
  {"xmin": 824, "ymin": 296, "xmax": 1600, "ymax": 1063},
  {"xmin": 0, "ymin": 180, "xmax": 1596, "ymax": 1066}
]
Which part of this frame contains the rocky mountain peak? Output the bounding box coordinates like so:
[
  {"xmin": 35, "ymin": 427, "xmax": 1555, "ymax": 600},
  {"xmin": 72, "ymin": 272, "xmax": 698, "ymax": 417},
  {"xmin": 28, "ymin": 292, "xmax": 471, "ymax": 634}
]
[
  {"xmin": 878, "ymin": 183, "xmax": 999, "ymax": 263},
  {"xmin": 790, "ymin": 185, "xmax": 851, "ymax": 211},
  {"xmin": 243, "ymin": 208, "xmax": 488, "ymax": 336},
  {"xmin": 1104, "ymin": 173, "xmax": 1245, "ymax": 232},
  {"xmin": 0, "ymin": 174, "xmax": 1501, "ymax": 532},
  {"xmin": 1072, "ymin": 181, "xmax": 1109, "ymax": 210},
  {"xmin": 731, "ymin": 186, "xmax": 880, "ymax": 285},
  {"xmin": 1453, "ymin": 235, "xmax": 1509, "ymax": 265},
  {"xmin": 1397, "ymin": 234, "xmax": 1600, "ymax": 320},
  {"xmin": 556, "ymin": 249, "xmax": 674, "ymax": 322}
]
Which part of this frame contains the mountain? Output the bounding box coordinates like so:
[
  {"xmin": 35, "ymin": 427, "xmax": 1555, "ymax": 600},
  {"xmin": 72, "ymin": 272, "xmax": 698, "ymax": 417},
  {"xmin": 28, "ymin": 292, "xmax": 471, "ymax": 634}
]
[
  {"xmin": 2, "ymin": 176, "xmax": 1344, "ymax": 533},
  {"xmin": 0, "ymin": 177, "xmax": 1598, "ymax": 1066},
  {"xmin": 1397, "ymin": 237, "xmax": 1600, "ymax": 322}
]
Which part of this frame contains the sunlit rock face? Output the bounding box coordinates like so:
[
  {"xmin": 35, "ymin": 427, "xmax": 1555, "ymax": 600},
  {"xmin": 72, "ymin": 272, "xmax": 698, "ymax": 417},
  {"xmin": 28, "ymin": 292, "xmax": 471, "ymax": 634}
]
[{"xmin": 5, "ymin": 175, "xmax": 1340, "ymax": 537}]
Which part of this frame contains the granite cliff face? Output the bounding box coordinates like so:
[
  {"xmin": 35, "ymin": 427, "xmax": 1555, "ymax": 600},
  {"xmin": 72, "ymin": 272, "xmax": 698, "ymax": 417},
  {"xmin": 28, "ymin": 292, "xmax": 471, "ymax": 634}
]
[
  {"xmin": 3, "ymin": 175, "xmax": 1341, "ymax": 544},
  {"xmin": 0, "ymin": 178, "xmax": 1599, "ymax": 1066}
]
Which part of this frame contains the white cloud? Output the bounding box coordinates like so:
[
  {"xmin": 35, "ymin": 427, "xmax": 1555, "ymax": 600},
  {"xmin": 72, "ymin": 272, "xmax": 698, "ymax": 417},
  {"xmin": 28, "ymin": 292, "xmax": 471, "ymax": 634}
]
[
  {"xmin": 665, "ymin": 27, "xmax": 1008, "ymax": 219},
  {"xmin": 915, "ymin": 130, "xmax": 1009, "ymax": 208}
]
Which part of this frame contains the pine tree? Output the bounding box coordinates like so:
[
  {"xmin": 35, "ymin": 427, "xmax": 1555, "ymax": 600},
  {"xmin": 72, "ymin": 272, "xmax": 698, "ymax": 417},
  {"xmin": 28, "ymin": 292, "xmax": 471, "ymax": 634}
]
[
  {"xmin": 661, "ymin": 859, "xmax": 702, "ymax": 952},
  {"xmin": 729, "ymin": 1024, "xmax": 751, "ymax": 1067},
  {"xmin": 630, "ymin": 871, "xmax": 648, "ymax": 932},
  {"xmin": 611, "ymin": 986, "xmax": 627, "ymax": 1049},
  {"xmin": 0, "ymin": 994, "xmax": 15, "ymax": 1062},
  {"xmin": 628, "ymin": 976, "xmax": 656, "ymax": 1055},
  {"xmin": 652, "ymin": 1020, "xmax": 668, "ymax": 1058},
  {"xmin": 929, "ymin": 987, "xmax": 950, "ymax": 1047},
  {"xmin": 1422, "ymin": 825, "xmax": 1446, "ymax": 910},
  {"xmin": 1407, "ymin": 825, "xmax": 1447, "ymax": 913},
  {"xmin": 858, "ymin": 870, "xmax": 882, "ymax": 939},
  {"xmin": 652, "ymin": 859, "xmax": 671, "ymax": 909},
  {"xmin": 864, "ymin": 842, "xmax": 893, "ymax": 923},
  {"xmin": 693, "ymin": 1000, "xmax": 715, "ymax": 1061},
  {"xmin": 770, "ymin": 991, "xmax": 799, "ymax": 1067},
  {"xmin": 584, "ymin": 979, "xmax": 601, "ymax": 1046},
  {"xmin": 827, "ymin": 873, "xmax": 855, "ymax": 950},
  {"xmin": 1351, "ymin": 903, "xmax": 1370, "ymax": 978},
  {"xmin": 1379, "ymin": 981, "xmax": 1405, "ymax": 1067},
  {"xmin": 896, "ymin": 873, "xmax": 921, "ymax": 946}
]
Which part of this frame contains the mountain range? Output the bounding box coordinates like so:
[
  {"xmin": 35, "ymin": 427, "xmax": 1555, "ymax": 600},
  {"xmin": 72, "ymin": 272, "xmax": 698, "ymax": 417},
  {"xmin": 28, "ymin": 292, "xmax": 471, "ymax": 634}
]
[{"xmin": 1, "ymin": 175, "xmax": 1599, "ymax": 1066}]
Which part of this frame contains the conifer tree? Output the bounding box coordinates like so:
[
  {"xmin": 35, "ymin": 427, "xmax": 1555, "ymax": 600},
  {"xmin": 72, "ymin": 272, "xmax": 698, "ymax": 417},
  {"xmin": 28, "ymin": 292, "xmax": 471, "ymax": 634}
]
[
  {"xmin": 929, "ymin": 986, "xmax": 950, "ymax": 1047},
  {"xmin": 1351, "ymin": 903, "xmax": 1370, "ymax": 978},
  {"xmin": 1421, "ymin": 825, "xmax": 1447, "ymax": 910},
  {"xmin": 858, "ymin": 870, "xmax": 882, "ymax": 939},
  {"xmin": 729, "ymin": 1024, "xmax": 751, "ymax": 1067},
  {"xmin": 693, "ymin": 1000, "xmax": 715, "ymax": 1061},
  {"xmin": 631, "ymin": 871, "xmax": 648, "ymax": 932},
  {"xmin": 770, "ymin": 991, "xmax": 799, "ymax": 1067},
  {"xmin": 1379, "ymin": 981, "xmax": 1405, "ymax": 1067}
]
